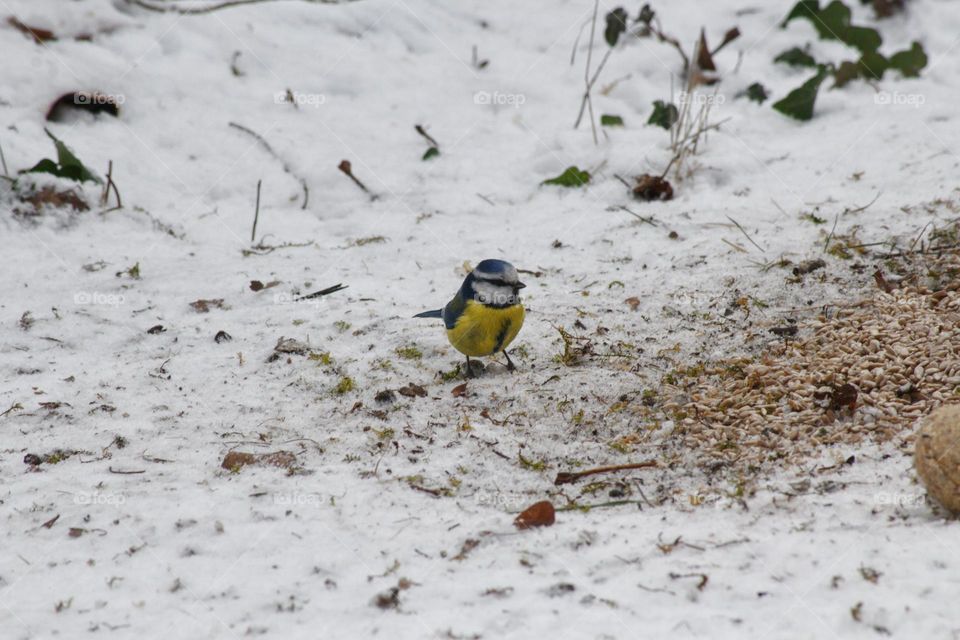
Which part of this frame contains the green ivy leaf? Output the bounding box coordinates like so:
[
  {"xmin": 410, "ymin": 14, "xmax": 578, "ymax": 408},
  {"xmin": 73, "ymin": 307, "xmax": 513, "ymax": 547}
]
[
  {"xmin": 781, "ymin": 0, "xmax": 820, "ymax": 27},
  {"xmin": 22, "ymin": 129, "xmax": 101, "ymax": 183},
  {"xmin": 604, "ymin": 8, "xmax": 629, "ymax": 47},
  {"xmin": 774, "ymin": 47, "xmax": 818, "ymax": 67},
  {"xmin": 743, "ymin": 82, "xmax": 769, "ymax": 104},
  {"xmin": 888, "ymin": 41, "xmax": 927, "ymax": 77},
  {"xmin": 814, "ymin": 1, "xmax": 853, "ymax": 41},
  {"xmin": 637, "ymin": 4, "xmax": 655, "ymax": 24},
  {"xmin": 422, "ymin": 147, "xmax": 440, "ymax": 161},
  {"xmin": 24, "ymin": 158, "xmax": 60, "ymax": 175},
  {"xmin": 783, "ymin": 0, "xmax": 881, "ymax": 53},
  {"xmin": 647, "ymin": 100, "xmax": 678, "ymax": 129},
  {"xmin": 542, "ymin": 166, "xmax": 591, "ymax": 188},
  {"xmin": 773, "ymin": 66, "xmax": 830, "ymax": 121},
  {"xmin": 857, "ymin": 50, "xmax": 889, "ymax": 80},
  {"xmin": 600, "ymin": 114, "xmax": 624, "ymax": 127},
  {"xmin": 843, "ymin": 25, "xmax": 882, "ymax": 53},
  {"xmin": 47, "ymin": 129, "xmax": 101, "ymax": 183},
  {"xmin": 832, "ymin": 60, "xmax": 861, "ymax": 87}
]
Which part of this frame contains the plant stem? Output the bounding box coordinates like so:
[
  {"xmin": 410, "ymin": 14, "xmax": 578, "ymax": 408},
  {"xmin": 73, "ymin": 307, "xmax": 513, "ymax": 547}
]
[{"xmin": 251, "ymin": 179, "xmax": 262, "ymax": 243}]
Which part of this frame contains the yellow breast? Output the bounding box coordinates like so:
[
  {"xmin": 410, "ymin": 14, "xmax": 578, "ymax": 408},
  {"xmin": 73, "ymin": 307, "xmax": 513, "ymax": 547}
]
[{"xmin": 446, "ymin": 300, "xmax": 525, "ymax": 357}]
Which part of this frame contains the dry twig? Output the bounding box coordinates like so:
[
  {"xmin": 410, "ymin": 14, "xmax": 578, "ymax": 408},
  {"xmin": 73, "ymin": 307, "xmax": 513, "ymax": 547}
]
[
  {"xmin": 554, "ymin": 460, "xmax": 658, "ymax": 485},
  {"xmin": 228, "ymin": 122, "xmax": 309, "ymax": 210}
]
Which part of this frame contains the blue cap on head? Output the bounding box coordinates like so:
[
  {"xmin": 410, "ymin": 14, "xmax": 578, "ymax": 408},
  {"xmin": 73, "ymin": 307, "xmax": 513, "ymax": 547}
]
[{"xmin": 474, "ymin": 259, "xmax": 514, "ymax": 276}]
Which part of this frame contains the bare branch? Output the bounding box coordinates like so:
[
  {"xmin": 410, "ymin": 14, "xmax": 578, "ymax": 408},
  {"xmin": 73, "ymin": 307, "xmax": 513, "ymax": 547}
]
[{"xmin": 127, "ymin": 0, "xmax": 360, "ymax": 15}]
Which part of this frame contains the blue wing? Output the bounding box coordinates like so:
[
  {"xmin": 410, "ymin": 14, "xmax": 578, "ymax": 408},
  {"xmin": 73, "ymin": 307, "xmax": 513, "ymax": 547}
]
[
  {"xmin": 415, "ymin": 292, "xmax": 466, "ymax": 329},
  {"xmin": 442, "ymin": 292, "xmax": 466, "ymax": 330}
]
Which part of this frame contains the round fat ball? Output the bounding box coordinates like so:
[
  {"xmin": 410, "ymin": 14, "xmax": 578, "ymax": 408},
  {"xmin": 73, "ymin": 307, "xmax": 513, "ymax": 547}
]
[{"xmin": 915, "ymin": 404, "xmax": 960, "ymax": 515}]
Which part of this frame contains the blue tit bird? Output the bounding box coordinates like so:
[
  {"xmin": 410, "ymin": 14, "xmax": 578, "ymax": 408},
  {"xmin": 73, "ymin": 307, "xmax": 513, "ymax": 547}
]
[{"xmin": 414, "ymin": 259, "xmax": 526, "ymax": 377}]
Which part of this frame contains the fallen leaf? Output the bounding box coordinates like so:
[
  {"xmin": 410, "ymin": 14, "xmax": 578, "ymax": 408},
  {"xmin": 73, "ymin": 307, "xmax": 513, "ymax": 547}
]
[
  {"xmin": 792, "ymin": 258, "xmax": 826, "ymax": 276},
  {"xmin": 624, "ymin": 297, "xmax": 641, "ymax": 311},
  {"xmin": 542, "ymin": 166, "xmax": 590, "ymax": 188},
  {"xmin": 16, "ymin": 186, "xmax": 89, "ymax": 216},
  {"xmin": 190, "ymin": 298, "xmax": 225, "ymax": 313},
  {"xmin": 374, "ymin": 389, "xmax": 396, "ymax": 403},
  {"xmin": 221, "ymin": 451, "xmax": 256, "ymax": 470},
  {"xmin": 7, "ymin": 16, "xmax": 56, "ymax": 43},
  {"xmin": 632, "ymin": 174, "xmax": 673, "ymax": 201},
  {"xmin": 514, "ymin": 500, "xmax": 556, "ymax": 530},
  {"xmin": 452, "ymin": 383, "xmax": 468, "ymax": 397},
  {"xmin": 372, "ymin": 587, "xmax": 400, "ymax": 609},
  {"xmin": 220, "ymin": 450, "xmax": 298, "ymax": 472},
  {"xmin": 272, "ymin": 337, "xmax": 309, "ymax": 355},
  {"xmin": 398, "ymin": 383, "xmax": 427, "ymax": 398},
  {"xmin": 452, "ymin": 538, "xmax": 480, "ymax": 561},
  {"xmin": 260, "ymin": 451, "xmax": 298, "ymax": 469}
]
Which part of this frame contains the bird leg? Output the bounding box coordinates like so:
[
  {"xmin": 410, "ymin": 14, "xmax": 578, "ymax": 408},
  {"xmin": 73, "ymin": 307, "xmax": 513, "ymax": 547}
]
[
  {"xmin": 503, "ymin": 350, "xmax": 516, "ymax": 372},
  {"xmin": 465, "ymin": 356, "xmax": 477, "ymax": 379}
]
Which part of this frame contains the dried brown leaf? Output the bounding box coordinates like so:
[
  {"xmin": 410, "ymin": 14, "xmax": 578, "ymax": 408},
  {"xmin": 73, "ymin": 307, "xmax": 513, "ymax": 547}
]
[{"xmin": 514, "ymin": 500, "xmax": 556, "ymax": 530}]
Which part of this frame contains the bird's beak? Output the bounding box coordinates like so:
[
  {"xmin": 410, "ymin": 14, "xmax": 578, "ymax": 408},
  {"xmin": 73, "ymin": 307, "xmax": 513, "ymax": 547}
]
[{"xmin": 515, "ymin": 282, "xmax": 526, "ymax": 290}]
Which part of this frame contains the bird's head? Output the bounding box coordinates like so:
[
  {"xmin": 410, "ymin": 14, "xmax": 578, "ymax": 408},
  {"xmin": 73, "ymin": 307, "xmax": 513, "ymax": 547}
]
[{"xmin": 464, "ymin": 259, "xmax": 526, "ymax": 307}]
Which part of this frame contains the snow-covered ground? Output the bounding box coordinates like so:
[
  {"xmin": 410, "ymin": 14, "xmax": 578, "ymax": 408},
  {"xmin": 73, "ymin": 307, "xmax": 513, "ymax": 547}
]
[{"xmin": 2, "ymin": 0, "xmax": 960, "ymax": 637}]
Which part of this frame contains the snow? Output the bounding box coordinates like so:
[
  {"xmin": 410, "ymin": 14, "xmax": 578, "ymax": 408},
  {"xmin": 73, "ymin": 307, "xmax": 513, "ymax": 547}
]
[{"xmin": 2, "ymin": 0, "xmax": 960, "ymax": 637}]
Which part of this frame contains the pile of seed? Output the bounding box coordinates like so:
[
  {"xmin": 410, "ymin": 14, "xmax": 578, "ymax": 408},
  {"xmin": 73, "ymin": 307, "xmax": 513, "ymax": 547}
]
[{"xmin": 662, "ymin": 258, "xmax": 960, "ymax": 469}]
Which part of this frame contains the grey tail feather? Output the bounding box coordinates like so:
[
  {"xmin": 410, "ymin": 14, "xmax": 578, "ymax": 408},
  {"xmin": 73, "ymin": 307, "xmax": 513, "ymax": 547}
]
[{"xmin": 413, "ymin": 309, "xmax": 443, "ymax": 319}]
